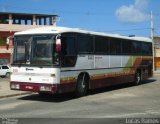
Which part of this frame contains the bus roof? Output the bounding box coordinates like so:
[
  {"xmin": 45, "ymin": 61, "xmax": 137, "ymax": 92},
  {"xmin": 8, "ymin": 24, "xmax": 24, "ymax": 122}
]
[{"xmin": 15, "ymin": 26, "xmax": 152, "ymax": 42}]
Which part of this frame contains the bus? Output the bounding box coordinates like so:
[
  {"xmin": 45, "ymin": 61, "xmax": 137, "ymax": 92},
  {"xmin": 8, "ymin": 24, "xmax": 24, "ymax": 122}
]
[{"xmin": 10, "ymin": 27, "xmax": 153, "ymax": 97}]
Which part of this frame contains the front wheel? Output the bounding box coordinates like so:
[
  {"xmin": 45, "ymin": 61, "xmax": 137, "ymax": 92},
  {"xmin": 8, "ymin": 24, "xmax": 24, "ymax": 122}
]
[
  {"xmin": 76, "ymin": 73, "xmax": 88, "ymax": 97},
  {"xmin": 134, "ymin": 71, "xmax": 141, "ymax": 85}
]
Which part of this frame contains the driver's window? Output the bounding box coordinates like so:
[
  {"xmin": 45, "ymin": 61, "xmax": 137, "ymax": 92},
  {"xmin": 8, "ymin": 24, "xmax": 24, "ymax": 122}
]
[{"xmin": 61, "ymin": 35, "xmax": 77, "ymax": 67}]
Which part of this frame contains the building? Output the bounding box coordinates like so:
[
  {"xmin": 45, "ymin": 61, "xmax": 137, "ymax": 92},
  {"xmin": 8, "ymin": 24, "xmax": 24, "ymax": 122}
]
[
  {"xmin": 0, "ymin": 12, "xmax": 57, "ymax": 64},
  {"xmin": 154, "ymin": 36, "xmax": 160, "ymax": 70}
]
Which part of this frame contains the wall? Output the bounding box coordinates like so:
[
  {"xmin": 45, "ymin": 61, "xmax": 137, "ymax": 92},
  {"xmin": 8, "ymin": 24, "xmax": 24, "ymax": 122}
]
[{"xmin": 0, "ymin": 53, "xmax": 10, "ymax": 64}]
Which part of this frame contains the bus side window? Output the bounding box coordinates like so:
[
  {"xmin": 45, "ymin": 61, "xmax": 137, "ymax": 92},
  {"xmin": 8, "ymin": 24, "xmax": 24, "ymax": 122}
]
[
  {"xmin": 61, "ymin": 36, "xmax": 77, "ymax": 67},
  {"xmin": 77, "ymin": 34, "xmax": 93, "ymax": 54},
  {"xmin": 141, "ymin": 42, "xmax": 152, "ymax": 56},
  {"xmin": 110, "ymin": 38, "xmax": 121, "ymax": 55},
  {"xmin": 132, "ymin": 41, "xmax": 141, "ymax": 55}
]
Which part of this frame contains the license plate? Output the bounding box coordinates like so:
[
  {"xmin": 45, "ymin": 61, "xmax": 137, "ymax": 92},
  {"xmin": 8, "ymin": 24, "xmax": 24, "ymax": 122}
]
[{"xmin": 25, "ymin": 86, "xmax": 33, "ymax": 90}]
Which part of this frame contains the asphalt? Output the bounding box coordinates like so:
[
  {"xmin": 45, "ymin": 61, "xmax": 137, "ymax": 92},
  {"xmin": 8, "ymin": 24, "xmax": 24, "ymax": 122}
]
[
  {"xmin": 154, "ymin": 70, "xmax": 160, "ymax": 75},
  {"xmin": 0, "ymin": 78, "xmax": 31, "ymax": 99},
  {"xmin": 0, "ymin": 75, "xmax": 160, "ymax": 123},
  {"xmin": 0, "ymin": 70, "xmax": 160, "ymax": 99}
]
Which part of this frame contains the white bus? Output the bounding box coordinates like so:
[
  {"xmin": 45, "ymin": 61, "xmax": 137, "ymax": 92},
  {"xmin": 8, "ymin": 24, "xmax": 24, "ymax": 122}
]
[{"xmin": 10, "ymin": 27, "xmax": 153, "ymax": 97}]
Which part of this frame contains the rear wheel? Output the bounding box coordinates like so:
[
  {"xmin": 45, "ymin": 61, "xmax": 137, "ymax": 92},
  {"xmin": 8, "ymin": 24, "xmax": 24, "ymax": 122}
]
[
  {"xmin": 76, "ymin": 73, "xmax": 89, "ymax": 97},
  {"xmin": 134, "ymin": 71, "xmax": 141, "ymax": 85}
]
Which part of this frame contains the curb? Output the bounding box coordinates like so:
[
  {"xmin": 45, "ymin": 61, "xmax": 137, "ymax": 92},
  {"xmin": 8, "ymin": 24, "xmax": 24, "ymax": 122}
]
[{"xmin": 0, "ymin": 92, "xmax": 32, "ymax": 99}]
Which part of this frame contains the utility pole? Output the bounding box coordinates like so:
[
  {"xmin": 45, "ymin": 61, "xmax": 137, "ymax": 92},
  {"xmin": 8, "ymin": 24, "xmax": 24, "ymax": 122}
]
[{"xmin": 150, "ymin": 11, "xmax": 155, "ymax": 71}]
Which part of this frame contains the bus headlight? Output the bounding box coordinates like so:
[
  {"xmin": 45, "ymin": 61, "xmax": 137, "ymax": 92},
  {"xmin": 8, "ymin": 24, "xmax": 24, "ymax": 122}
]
[
  {"xmin": 39, "ymin": 86, "xmax": 52, "ymax": 92},
  {"xmin": 11, "ymin": 84, "xmax": 20, "ymax": 89}
]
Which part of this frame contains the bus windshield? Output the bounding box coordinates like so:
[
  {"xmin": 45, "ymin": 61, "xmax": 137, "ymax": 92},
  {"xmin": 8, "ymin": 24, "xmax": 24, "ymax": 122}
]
[{"xmin": 13, "ymin": 34, "xmax": 59, "ymax": 66}]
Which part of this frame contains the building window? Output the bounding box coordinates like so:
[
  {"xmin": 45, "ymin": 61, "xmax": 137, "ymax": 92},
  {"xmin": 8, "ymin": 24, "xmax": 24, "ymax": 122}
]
[
  {"xmin": 0, "ymin": 18, "xmax": 8, "ymax": 24},
  {"xmin": 0, "ymin": 59, "xmax": 9, "ymax": 65}
]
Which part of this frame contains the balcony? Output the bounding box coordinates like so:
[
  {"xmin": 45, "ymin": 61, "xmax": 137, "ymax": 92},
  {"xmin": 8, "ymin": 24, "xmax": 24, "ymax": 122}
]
[
  {"xmin": 0, "ymin": 12, "xmax": 57, "ymax": 32},
  {"xmin": 0, "ymin": 23, "xmax": 45, "ymax": 32}
]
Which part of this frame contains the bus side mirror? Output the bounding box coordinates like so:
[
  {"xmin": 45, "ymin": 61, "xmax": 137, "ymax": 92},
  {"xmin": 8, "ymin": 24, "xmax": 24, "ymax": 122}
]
[{"xmin": 55, "ymin": 36, "xmax": 61, "ymax": 53}]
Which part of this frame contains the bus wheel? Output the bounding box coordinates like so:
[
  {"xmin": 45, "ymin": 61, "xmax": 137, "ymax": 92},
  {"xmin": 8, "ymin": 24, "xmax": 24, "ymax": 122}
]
[
  {"xmin": 134, "ymin": 71, "xmax": 141, "ymax": 85},
  {"xmin": 76, "ymin": 73, "xmax": 88, "ymax": 97}
]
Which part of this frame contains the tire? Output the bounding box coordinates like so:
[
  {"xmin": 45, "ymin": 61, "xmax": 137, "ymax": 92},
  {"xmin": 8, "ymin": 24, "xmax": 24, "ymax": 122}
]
[
  {"xmin": 134, "ymin": 71, "xmax": 141, "ymax": 85},
  {"xmin": 76, "ymin": 73, "xmax": 88, "ymax": 97},
  {"xmin": 5, "ymin": 72, "xmax": 10, "ymax": 78}
]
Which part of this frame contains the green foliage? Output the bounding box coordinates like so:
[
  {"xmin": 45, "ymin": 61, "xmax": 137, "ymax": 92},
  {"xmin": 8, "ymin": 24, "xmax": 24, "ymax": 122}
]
[
  {"xmin": 0, "ymin": 19, "xmax": 8, "ymax": 24},
  {"xmin": 0, "ymin": 37, "xmax": 6, "ymax": 46}
]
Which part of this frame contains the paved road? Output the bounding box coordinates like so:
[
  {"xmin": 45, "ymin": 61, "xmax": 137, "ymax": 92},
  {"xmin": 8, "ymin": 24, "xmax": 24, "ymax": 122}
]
[
  {"xmin": 0, "ymin": 77, "xmax": 30, "ymax": 98},
  {"xmin": 0, "ymin": 76, "xmax": 160, "ymax": 123}
]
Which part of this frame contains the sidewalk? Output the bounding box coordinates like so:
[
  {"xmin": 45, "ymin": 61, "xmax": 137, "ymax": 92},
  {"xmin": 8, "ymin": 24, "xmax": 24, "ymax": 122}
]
[
  {"xmin": 154, "ymin": 70, "xmax": 160, "ymax": 76},
  {"xmin": 0, "ymin": 78, "xmax": 31, "ymax": 99}
]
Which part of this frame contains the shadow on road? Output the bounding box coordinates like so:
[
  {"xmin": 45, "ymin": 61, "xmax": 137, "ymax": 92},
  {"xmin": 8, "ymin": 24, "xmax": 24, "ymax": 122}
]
[
  {"xmin": 18, "ymin": 93, "xmax": 77, "ymax": 103},
  {"xmin": 89, "ymin": 78, "xmax": 156, "ymax": 95},
  {"xmin": 18, "ymin": 78, "xmax": 156, "ymax": 103}
]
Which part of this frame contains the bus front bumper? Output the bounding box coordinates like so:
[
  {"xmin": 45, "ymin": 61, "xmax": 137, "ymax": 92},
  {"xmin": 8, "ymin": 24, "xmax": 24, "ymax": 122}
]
[{"xmin": 10, "ymin": 81, "xmax": 57, "ymax": 94}]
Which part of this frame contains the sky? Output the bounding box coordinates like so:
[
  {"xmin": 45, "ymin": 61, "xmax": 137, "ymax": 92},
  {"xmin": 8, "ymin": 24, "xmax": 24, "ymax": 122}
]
[{"xmin": 0, "ymin": 0, "xmax": 160, "ymax": 37}]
